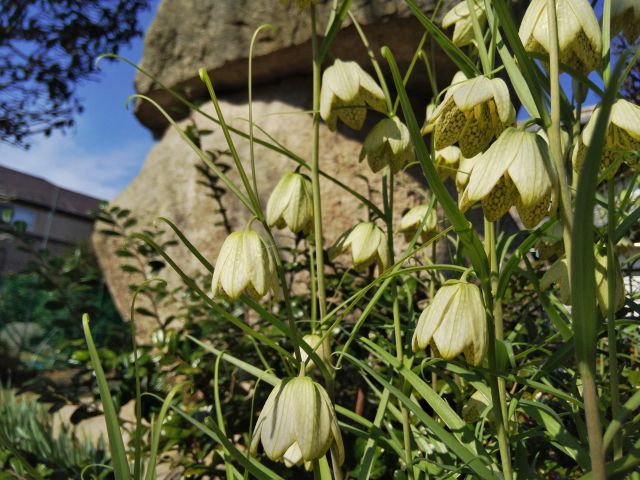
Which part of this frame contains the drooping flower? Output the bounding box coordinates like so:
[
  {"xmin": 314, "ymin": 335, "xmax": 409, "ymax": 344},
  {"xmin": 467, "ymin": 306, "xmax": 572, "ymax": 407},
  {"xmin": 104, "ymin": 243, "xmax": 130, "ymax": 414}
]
[
  {"xmin": 211, "ymin": 229, "xmax": 277, "ymax": 300},
  {"xmin": 412, "ymin": 279, "xmax": 487, "ymax": 366},
  {"xmin": 266, "ymin": 172, "xmax": 314, "ymax": 234},
  {"xmin": 359, "ymin": 116, "xmax": 413, "ymax": 174},
  {"xmin": 427, "ymin": 75, "xmax": 515, "ymax": 158},
  {"xmin": 320, "ymin": 59, "xmax": 387, "ymax": 131},
  {"xmin": 540, "ymin": 252, "xmax": 625, "ymax": 316},
  {"xmin": 300, "ymin": 334, "xmax": 330, "ymax": 370},
  {"xmin": 518, "ymin": 0, "xmax": 601, "ymax": 75},
  {"xmin": 455, "ymin": 154, "xmax": 478, "ymax": 193},
  {"xmin": 434, "ymin": 145, "xmax": 462, "ymax": 181},
  {"xmin": 572, "ymin": 99, "xmax": 640, "ymax": 177},
  {"xmin": 442, "ymin": 0, "xmax": 487, "ymax": 48},
  {"xmin": 612, "ymin": 0, "xmax": 640, "ymax": 43},
  {"xmin": 421, "ymin": 102, "xmax": 437, "ymax": 135},
  {"xmin": 329, "ymin": 222, "xmax": 388, "ymax": 272},
  {"xmin": 250, "ymin": 376, "xmax": 344, "ymax": 468},
  {"xmin": 399, "ymin": 204, "xmax": 438, "ymax": 243},
  {"xmin": 459, "ymin": 127, "xmax": 553, "ymax": 229}
]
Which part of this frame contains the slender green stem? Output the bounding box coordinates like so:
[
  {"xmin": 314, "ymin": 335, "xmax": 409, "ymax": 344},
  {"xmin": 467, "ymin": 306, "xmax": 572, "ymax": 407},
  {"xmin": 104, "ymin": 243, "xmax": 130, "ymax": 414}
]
[
  {"xmin": 466, "ymin": 0, "xmax": 490, "ymax": 75},
  {"xmin": 545, "ymin": 0, "xmax": 573, "ymax": 274},
  {"xmin": 607, "ymin": 179, "xmax": 622, "ymax": 459},
  {"xmin": 382, "ymin": 171, "xmax": 414, "ymax": 480},
  {"xmin": 310, "ymin": 5, "xmax": 328, "ymax": 323},
  {"xmin": 309, "ymin": 238, "xmax": 318, "ymax": 333},
  {"xmin": 484, "ymin": 218, "xmax": 509, "ymax": 437}
]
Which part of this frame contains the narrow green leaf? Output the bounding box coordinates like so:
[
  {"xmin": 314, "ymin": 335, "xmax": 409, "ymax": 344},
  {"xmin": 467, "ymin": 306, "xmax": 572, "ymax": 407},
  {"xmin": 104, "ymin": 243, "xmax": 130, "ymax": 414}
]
[
  {"xmin": 82, "ymin": 314, "xmax": 130, "ymax": 480},
  {"xmin": 144, "ymin": 385, "xmax": 181, "ymax": 480}
]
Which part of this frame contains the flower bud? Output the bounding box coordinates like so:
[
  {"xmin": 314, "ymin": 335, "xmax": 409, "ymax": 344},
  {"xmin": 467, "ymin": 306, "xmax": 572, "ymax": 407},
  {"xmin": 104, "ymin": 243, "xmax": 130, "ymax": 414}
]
[
  {"xmin": 399, "ymin": 204, "xmax": 438, "ymax": 243},
  {"xmin": 300, "ymin": 334, "xmax": 330, "ymax": 370},
  {"xmin": 442, "ymin": 0, "xmax": 487, "ymax": 48},
  {"xmin": 330, "ymin": 222, "xmax": 389, "ymax": 272},
  {"xmin": 250, "ymin": 377, "xmax": 344, "ymax": 467},
  {"xmin": 211, "ymin": 230, "xmax": 277, "ymax": 300},
  {"xmin": 320, "ymin": 59, "xmax": 386, "ymax": 131},
  {"xmin": 459, "ymin": 128, "xmax": 553, "ymax": 229},
  {"xmin": 612, "ymin": 0, "xmax": 640, "ymax": 43},
  {"xmin": 573, "ymin": 99, "xmax": 640, "ymax": 178},
  {"xmin": 519, "ymin": 0, "xmax": 601, "ymax": 75},
  {"xmin": 359, "ymin": 116, "xmax": 413, "ymax": 174},
  {"xmin": 427, "ymin": 75, "xmax": 515, "ymax": 157},
  {"xmin": 412, "ymin": 279, "xmax": 487, "ymax": 366},
  {"xmin": 266, "ymin": 172, "xmax": 314, "ymax": 234}
]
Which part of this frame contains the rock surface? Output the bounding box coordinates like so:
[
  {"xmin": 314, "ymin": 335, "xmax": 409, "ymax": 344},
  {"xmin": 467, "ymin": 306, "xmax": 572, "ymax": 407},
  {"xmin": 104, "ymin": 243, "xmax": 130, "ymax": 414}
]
[
  {"xmin": 94, "ymin": 76, "xmax": 436, "ymax": 340},
  {"xmin": 134, "ymin": 0, "xmax": 456, "ymax": 133}
]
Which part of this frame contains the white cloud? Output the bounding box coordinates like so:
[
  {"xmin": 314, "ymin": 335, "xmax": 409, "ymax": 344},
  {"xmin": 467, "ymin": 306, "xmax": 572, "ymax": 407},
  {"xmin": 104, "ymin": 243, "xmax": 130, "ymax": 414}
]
[{"xmin": 0, "ymin": 130, "xmax": 151, "ymax": 201}]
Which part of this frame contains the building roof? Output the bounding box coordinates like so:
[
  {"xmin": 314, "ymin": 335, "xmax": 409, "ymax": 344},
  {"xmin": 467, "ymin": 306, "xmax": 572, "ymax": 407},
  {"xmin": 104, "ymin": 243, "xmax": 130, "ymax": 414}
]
[{"xmin": 0, "ymin": 165, "xmax": 103, "ymax": 218}]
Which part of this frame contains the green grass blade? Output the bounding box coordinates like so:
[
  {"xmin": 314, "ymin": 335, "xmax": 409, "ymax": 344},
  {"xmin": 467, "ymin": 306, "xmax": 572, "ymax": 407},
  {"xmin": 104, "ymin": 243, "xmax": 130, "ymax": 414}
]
[
  {"xmin": 82, "ymin": 314, "xmax": 130, "ymax": 480},
  {"xmin": 318, "ymin": 0, "xmax": 352, "ymax": 62},
  {"xmin": 143, "ymin": 386, "xmax": 181, "ymax": 480},
  {"xmin": 344, "ymin": 352, "xmax": 497, "ymax": 479},
  {"xmin": 603, "ymin": 389, "xmax": 640, "ymax": 452}
]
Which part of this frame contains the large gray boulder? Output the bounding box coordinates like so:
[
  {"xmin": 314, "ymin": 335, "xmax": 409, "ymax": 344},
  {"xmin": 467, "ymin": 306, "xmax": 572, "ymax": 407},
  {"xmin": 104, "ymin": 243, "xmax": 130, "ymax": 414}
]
[{"xmin": 134, "ymin": 0, "xmax": 456, "ymax": 134}]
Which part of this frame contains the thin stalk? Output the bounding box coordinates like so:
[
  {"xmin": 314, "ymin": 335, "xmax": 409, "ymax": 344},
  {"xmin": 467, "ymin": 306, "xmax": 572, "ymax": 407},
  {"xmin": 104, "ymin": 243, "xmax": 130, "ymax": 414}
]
[
  {"xmin": 602, "ymin": 0, "xmax": 622, "ymax": 460},
  {"xmin": 383, "ymin": 171, "xmax": 414, "ymax": 480},
  {"xmin": 607, "ymin": 179, "xmax": 622, "ymax": 459},
  {"xmin": 480, "ymin": 283, "xmax": 513, "ymax": 480},
  {"xmin": 484, "ymin": 218, "xmax": 509, "ymax": 433},
  {"xmin": 310, "ymin": 5, "xmax": 328, "ymax": 322},
  {"xmin": 309, "ymin": 238, "xmax": 318, "ymax": 333},
  {"xmin": 466, "ymin": 0, "xmax": 491, "ymax": 75},
  {"xmin": 546, "ymin": 0, "xmax": 573, "ymax": 276}
]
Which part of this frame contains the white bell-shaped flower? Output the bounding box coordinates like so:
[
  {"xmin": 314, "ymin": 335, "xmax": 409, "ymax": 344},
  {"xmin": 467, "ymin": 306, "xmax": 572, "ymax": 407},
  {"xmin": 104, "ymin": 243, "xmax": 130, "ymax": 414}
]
[
  {"xmin": 518, "ymin": 0, "xmax": 601, "ymax": 74},
  {"xmin": 250, "ymin": 376, "xmax": 344, "ymax": 467},
  {"xmin": 442, "ymin": 0, "xmax": 487, "ymax": 47},
  {"xmin": 359, "ymin": 116, "xmax": 413, "ymax": 174},
  {"xmin": 459, "ymin": 127, "xmax": 553, "ymax": 228},
  {"xmin": 427, "ymin": 75, "xmax": 515, "ymax": 157},
  {"xmin": 330, "ymin": 222, "xmax": 389, "ymax": 272},
  {"xmin": 211, "ymin": 229, "xmax": 277, "ymax": 300},
  {"xmin": 412, "ymin": 279, "xmax": 487, "ymax": 366},
  {"xmin": 266, "ymin": 172, "xmax": 314, "ymax": 234},
  {"xmin": 399, "ymin": 204, "xmax": 438, "ymax": 243},
  {"xmin": 320, "ymin": 59, "xmax": 387, "ymax": 131}
]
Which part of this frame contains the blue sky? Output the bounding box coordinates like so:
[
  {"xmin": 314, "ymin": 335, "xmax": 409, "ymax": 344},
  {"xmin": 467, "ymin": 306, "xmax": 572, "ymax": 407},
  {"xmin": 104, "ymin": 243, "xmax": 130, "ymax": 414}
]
[{"xmin": 0, "ymin": 1, "xmax": 160, "ymax": 200}]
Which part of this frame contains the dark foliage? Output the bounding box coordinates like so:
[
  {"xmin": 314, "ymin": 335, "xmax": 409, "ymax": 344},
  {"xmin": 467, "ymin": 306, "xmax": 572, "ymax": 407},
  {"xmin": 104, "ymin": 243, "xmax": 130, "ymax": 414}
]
[{"xmin": 0, "ymin": 0, "xmax": 149, "ymax": 147}]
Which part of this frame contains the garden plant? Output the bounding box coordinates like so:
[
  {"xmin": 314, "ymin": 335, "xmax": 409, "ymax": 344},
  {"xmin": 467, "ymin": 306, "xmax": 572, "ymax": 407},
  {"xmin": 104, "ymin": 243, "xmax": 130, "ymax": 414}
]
[{"xmin": 79, "ymin": 0, "xmax": 640, "ymax": 478}]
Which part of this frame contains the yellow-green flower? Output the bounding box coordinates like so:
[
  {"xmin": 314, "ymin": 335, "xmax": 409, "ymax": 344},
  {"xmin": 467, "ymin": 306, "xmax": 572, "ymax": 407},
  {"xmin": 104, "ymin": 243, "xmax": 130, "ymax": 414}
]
[
  {"xmin": 434, "ymin": 145, "xmax": 463, "ymax": 180},
  {"xmin": 211, "ymin": 230, "xmax": 277, "ymax": 300},
  {"xmin": 455, "ymin": 154, "xmax": 477, "ymax": 192},
  {"xmin": 300, "ymin": 334, "xmax": 330, "ymax": 370},
  {"xmin": 421, "ymin": 102, "xmax": 437, "ymax": 135},
  {"xmin": 459, "ymin": 127, "xmax": 553, "ymax": 229},
  {"xmin": 412, "ymin": 279, "xmax": 487, "ymax": 366},
  {"xmin": 330, "ymin": 222, "xmax": 388, "ymax": 272},
  {"xmin": 360, "ymin": 116, "xmax": 413, "ymax": 174},
  {"xmin": 540, "ymin": 252, "xmax": 625, "ymax": 316},
  {"xmin": 399, "ymin": 204, "xmax": 438, "ymax": 243},
  {"xmin": 573, "ymin": 99, "xmax": 640, "ymax": 177},
  {"xmin": 612, "ymin": 0, "xmax": 640, "ymax": 43},
  {"xmin": 442, "ymin": 0, "xmax": 487, "ymax": 47},
  {"xmin": 428, "ymin": 75, "xmax": 515, "ymax": 157},
  {"xmin": 266, "ymin": 172, "xmax": 314, "ymax": 234},
  {"xmin": 320, "ymin": 59, "xmax": 386, "ymax": 131},
  {"xmin": 519, "ymin": 0, "xmax": 601, "ymax": 74},
  {"xmin": 250, "ymin": 377, "xmax": 344, "ymax": 467}
]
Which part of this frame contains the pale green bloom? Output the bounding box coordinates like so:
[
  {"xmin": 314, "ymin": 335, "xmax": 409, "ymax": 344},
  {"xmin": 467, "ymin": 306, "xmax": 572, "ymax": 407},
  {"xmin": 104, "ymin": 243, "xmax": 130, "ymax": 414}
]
[
  {"xmin": 612, "ymin": 0, "xmax": 640, "ymax": 43},
  {"xmin": 250, "ymin": 377, "xmax": 344, "ymax": 467},
  {"xmin": 540, "ymin": 252, "xmax": 625, "ymax": 316},
  {"xmin": 455, "ymin": 154, "xmax": 478, "ymax": 192},
  {"xmin": 420, "ymin": 102, "xmax": 437, "ymax": 135},
  {"xmin": 462, "ymin": 389, "xmax": 493, "ymax": 423},
  {"xmin": 442, "ymin": 0, "xmax": 487, "ymax": 47},
  {"xmin": 434, "ymin": 145, "xmax": 463, "ymax": 180},
  {"xmin": 518, "ymin": 0, "xmax": 601, "ymax": 74},
  {"xmin": 330, "ymin": 222, "xmax": 388, "ymax": 272},
  {"xmin": 266, "ymin": 172, "xmax": 314, "ymax": 234},
  {"xmin": 412, "ymin": 280, "xmax": 487, "ymax": 366},
  {"xmin": 360, "ymin": 116, "xmax": 413, "ymax": 174},
  {"xmin": 459, "ymin": 128, "xmax": 553, "ymax": 229},
  {"xmin": 399, "ymin": 204, "xmax": 438, "ymax": 243},
  {"xmin": 300, "ymin": 334, "xmax": 330, "ymax": 370},
  {"xmin": 320, "ymin": 59, "xmax": 386, "ymax": 131},
  {"xmin": 427, "ymin": 75, "xmax": 515, "ymax": 157},
  {"xmin": 573, "ymin": 99, "xmax": 640, "ymax": 177},
  {"xmin": 211, "ymin": 230, "xmax": 277, "ymax": 300}
]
